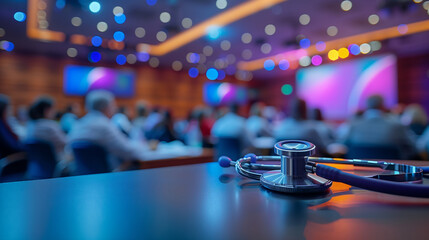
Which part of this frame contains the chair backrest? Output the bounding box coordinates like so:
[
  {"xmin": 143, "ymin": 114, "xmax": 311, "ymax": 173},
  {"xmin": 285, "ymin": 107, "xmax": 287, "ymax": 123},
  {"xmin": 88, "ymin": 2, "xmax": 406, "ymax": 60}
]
[
  {"xmin": 345, "ymin": 144, "xmax": 402, "ymax": 160},
  {"xmin": 71, "ymin": 141, "xmax": 110, "ymax": 175},
  {"xmin": 215, "ymin": 137, "xmax": 242, "ymax": 161},
  {"xmin": 24, "ymin": 139, "xmax": 57, "ymax": 179}
]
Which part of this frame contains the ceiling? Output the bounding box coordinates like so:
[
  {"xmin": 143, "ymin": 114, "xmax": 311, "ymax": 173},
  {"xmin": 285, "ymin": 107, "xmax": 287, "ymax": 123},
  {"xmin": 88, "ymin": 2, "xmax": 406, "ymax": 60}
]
[{"xmin": 1, "ymin": 0, "xmax": 429, "ymax": 80}]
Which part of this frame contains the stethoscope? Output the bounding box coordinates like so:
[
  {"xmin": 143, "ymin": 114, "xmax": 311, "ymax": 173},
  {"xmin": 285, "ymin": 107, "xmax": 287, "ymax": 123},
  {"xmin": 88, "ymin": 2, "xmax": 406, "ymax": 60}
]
[{"xmin": 219, "ymin": 140, "xmax": 429, "ymax": 198}]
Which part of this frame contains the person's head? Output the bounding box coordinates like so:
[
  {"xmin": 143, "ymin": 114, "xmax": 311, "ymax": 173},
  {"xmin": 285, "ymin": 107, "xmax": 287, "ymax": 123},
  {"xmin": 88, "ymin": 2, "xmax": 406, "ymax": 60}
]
[
  {"xmin": 85, "ymin": 90, "xmax": 116, "ymax": 118},
  {"xmin": 366, "ymin": 95, "xmax": 384, "ymax": 110},
  {"xmin": 290, "ymin": 98, "xmax": 307, "ymax": 121},
  {"xmin": 228, "ymin": 104, "xmax": 239, "ymax": 114},
  {"xmin": 401, "ymin": 104, "xmax": 428, "ymax": 126},
  {"xmin": 29, "ymin": 96, "xmax": 55, "ymax": 120},
  {"xmin": 250, "ymin": 102, "xmax": 264, "ymax": 117},
  {"xmin": 309, "ymin": 108, "xmax": 323, "ymax": 121},
  {"xmin": 0, "ymin": 94, "xmax": 10, "ymax": 120}
]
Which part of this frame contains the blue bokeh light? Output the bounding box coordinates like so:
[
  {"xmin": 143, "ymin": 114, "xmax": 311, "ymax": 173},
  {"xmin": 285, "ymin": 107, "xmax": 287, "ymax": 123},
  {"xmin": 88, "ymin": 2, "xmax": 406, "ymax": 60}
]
[
  {"xmin": 114, "ymin": 14, "xmax": 126, "ymax": 24},
  {"xmin": 88, "ymin": 51, "xmax": 101, "ymax": 63},
  {"xmin": 137, "ymin": 52, "xmax": 150, "ymax": 62},
  {"xmin": 217, "ymin": 70, "xmax": 226, "ymax": 80},
  {"xmin": 206, "ymin": 68, "xmax": 219, "ymax": 80},
  {"xmin": 188, "ymin": 67, "xmax": 199, "ymax": 78},
  {"xmin": 91, "ymin": 36, "xmax": 102, "ymax": 47},
  {"xmin": 1, "ymin": 41, "xmax": 15, "ymax": 52},
  {"xmin": 189, "ymin": 53, "xmax": 200, "ymax": 63},
  {"xmin": 113, "ymin": 31, "xmax": 125, "ymax": 42},
  {"xmin": 279, "ymin": 59, "xmax": 290, "ymax": 70},
  {"xmin": 146, "ymin": 0, "xmax": 157, "ymax": 6},
  {"xmin": 299, "ymin": 38, "xmax": 311, "ymax": 49},
  {"xmin": 56, "ymin": 0, "xmax": 66, "ymax": 9},
  {"xmin": 207, "ymin": 26, "xmax": 221, "ymax": 39},
  {"xmin": 89, "ymin": 2, "xmax": 101, "ymax": 13},
  {"xmin": 14, "ymin": 12, "xmax": 26, "ymax": 22},
  {"xmin": 263, "ymin": 59, "xmax": 275, "ymax": 71},
  {"xmin": 116, "ymin": 55, "xmax": 126, "ymax": 65},
  {"xmin": 349, "ymin": 44, "xmax": 360, "ymax": 55}
]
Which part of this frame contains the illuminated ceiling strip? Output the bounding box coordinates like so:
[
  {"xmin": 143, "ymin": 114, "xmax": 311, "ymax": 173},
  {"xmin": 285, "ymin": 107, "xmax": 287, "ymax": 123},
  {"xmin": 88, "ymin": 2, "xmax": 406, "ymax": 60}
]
[
  {"xmin": 138, "ymin": 0, "xmax": 286, "ymax": 56},
  {"xmin": 237, "ymin": 19, "xmax": 429, "ymax": 71},
  {"xmin": 27, "ymin": 0, "xmax": 65, "ymax": 42}
]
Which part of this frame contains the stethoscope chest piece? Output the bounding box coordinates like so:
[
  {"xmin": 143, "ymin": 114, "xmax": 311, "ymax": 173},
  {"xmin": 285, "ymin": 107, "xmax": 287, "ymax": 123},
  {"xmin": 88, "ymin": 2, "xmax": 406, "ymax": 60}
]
[{"xmin": 260, "ymin": 140, "xmax": 332, "ymax": 194}]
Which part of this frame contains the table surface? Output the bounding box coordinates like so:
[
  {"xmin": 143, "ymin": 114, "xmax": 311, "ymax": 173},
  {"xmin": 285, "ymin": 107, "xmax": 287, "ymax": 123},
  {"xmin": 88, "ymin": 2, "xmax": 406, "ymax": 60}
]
[{"xmin": 1, "ymin": 160, "xmax": 429, "ymax": 240}]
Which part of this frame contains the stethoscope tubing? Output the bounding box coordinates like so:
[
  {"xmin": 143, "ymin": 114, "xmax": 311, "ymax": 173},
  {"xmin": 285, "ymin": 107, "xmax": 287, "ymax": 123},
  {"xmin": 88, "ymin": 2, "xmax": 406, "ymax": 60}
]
[{"xmin": 315, "ymin": 164, "xmax": 429, "ymax": 198}]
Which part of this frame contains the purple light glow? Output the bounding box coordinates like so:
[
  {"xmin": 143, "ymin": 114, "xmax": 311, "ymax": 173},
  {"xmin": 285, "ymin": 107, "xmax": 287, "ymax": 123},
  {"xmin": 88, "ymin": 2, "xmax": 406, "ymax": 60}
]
[{"xmin": 311, "ymin": 55, "xmax": 322, "ymax": 66}]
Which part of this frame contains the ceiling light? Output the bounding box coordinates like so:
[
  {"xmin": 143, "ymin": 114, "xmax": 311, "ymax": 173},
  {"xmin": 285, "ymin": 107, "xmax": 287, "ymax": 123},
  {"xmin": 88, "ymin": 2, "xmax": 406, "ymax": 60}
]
[
  {"xmin": 216, "ymin": 0, "xmax": 228, "ymax": 9},
  {"xmin": 299, "ymin": 14, "xmax": 310, "ymax": 25},
  {"xmin": 327, "ymin": 26, "xmax": 338, "ymax": 36},
  {"xmin": 241, "ymin": 33, "xmax": 252, "ymax": 43},
  {"xmin": 149, "ymin": 57, "xmax": 160, "ymax": 67},
  {"xmin": 172, "ymin": 61, "xmax": 183, "ymax": 71},
  {"xmin": 156, "ymin": 31, "xmax": 167, "ymax": 42},
  {"xmin": 66, "ymin": 48, "xmax": 77, "ymax": 57},
  {"xmin": 203, "ymin": 46, "xmax": 213, "ymax": 56},
  {"xmin": 113, "ymin": 6, "xmax": 123, "ymax": 16},
  {"xmin": 341, "ymin": 0, "xmax": 352, "ymax": 11},
  {"xmin": 135, "ymin": 27, "xmax": 146, "ymax": 38},
  {"xmin": 360, "ymin": 43, "xmax": 371, "ymax": 54},
  {"xmin": 368, "ymin": 14, "xmax": 379, "ymax": 25},
  {"xmin": 71, "ymin": 17, "xmax": 82, "ymax": 27},
  {"xmin": 221, "ymin": 40, "xmax": 231, "ymax": 50},
  {"xmin": 182, "ymin": 18, "xmax": 193, "ymax": 29},
  {"xmin": 0, "ymin": 28, "xmax": 5, "ymax": 37},
  {"xmin": 261, "ymin": 43, "xmax": 272, "ymax": 54},
  {"xmin": 160, "ymin": 12, "xmax": 171, "ymax": 23},
  {"xmin": 299, "ymin": 56, "xmax": 311, "ymax": 67},
  {"xmin": 127, "ymin": 54, "xmax": 137, "ymax": 64},
  {"xmin": 97, "ymin": 22, "xmax": 108, "ymax": 32},
  {"xmin": 89, "ymin": 2, "xmax": 101, "ymax": 13},
  {"xmin": 265, "ymin": 24, "xmax": 276, "ymax": 35},
  {"xmin": 242, "ymin": 49, "xmax": 252, "ymax": 60}
]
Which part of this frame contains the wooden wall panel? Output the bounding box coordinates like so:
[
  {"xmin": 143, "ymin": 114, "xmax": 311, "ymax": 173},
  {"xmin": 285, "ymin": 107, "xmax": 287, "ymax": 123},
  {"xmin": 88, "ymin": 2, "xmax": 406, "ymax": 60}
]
[{"xmin": 0, "ymin": 53, "xmax": 241, "ymax": 119}]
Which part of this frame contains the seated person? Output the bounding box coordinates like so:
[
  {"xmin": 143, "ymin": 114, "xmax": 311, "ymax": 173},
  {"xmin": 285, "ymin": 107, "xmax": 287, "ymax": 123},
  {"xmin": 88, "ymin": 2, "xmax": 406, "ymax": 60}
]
[
  {"xmin": 68, "ymin": 90, "xmax": 143, "ymax": 170},
  {"xmin": 341, "ymin": 95, "xmax": 417, "ymax": 160},
  {"xmin": 60, "ymin": 103, "xmax": 80, "ymax": 134},
  {"xmin": 274, "ymin": 99, "xmax": 327, "ymax": 155},
  {"xmin": 246, "ymin": 102, "xmax": 272, "ymax": 138},
  {"xmin": 400, "ymin": 104, "xmax": 428, "ymax": 136},
  {"xmin": 111, "ymin": 106, "xmax": 132, "ymax": 137},
  {"xmin": 146, "ymin": 109, "xmax": 178, "ymax": 143},
  {"xmin": 25, "ymin": 96, "xmax": 67, "ymax": 159},
  {"xmin": 0, "ymin": 94, "xmax": 23, "ymax": 158}
]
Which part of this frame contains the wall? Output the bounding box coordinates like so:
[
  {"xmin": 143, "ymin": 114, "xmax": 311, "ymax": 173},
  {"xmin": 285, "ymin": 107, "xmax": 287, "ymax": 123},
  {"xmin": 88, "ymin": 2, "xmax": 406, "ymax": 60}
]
[
  {"xmin": 252, "ymin": 52, "xmax": 429, "ymax": 117},
  {"xmin": 0, "ymin": 52, "xmax": 243, "ymax": 119}
]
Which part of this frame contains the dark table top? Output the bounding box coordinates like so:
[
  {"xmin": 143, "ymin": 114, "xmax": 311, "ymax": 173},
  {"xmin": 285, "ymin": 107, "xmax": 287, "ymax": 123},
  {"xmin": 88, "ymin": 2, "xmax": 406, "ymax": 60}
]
[{"xmin": 1, "ymin": 161, "xmax": 429, "ymax": 240}]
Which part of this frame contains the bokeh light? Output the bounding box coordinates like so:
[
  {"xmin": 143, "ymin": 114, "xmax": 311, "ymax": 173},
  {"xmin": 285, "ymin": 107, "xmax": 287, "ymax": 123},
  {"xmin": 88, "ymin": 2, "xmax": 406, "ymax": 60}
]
[
  {"xmin": 221, "ymin": 40, "xmax": 231, "ymax": 51},
  {"xmin": 279, "ymin": 59, "xmax": 290, "ymax": 70},
  {"xmin": 149, "ymin": 57, "xmax": 160, "ymax": 68},
  {"xmin": 203, "ymin": 46, "xmax": 213, "ymax": 56},
  {"xmin": 216, "ymin": 0, "xmax": 228, "ymax": 9},
  {"xmin": 207, "ymin": 26, "xmax": 221, "ymax": 39},
  {"xmin": 88, "ymin": 51, "xmax": 101, "ymax": 63},
  {"xmin": 368, "ymin": 14, "xmax": 379, "ymax": 25},
  {"xmin": 146, "ymin": 0, "xmax": 157, "ymax": 6},
  {"xmin": 182, "ymin": 18, "xmax": 192, "ymax": 29},
  {"xmin": 241, "ymin": 33, "xmax": 252, "ymax": 44},
  {"xmin": 360, "ymin": 43, "xmax": 371, "ymax": 54},
  {"xmin": 217, "ymin": 70, "xmax": 226, "ymax": 80},
  {"xmin": 14, "ymin": 12, "xmax": 26, "ymax": 22},
  {"xmin": 135, "ymin": 27, "xmax": 146, "ymax": 38},
  {"xmin": 261, "ymin": 43, "xmax": 272, "ymax": 54},
  {"xmin": 299, "ymin": 38, "xmax": 311, "ymax": 49},
  {"xmin": 349, "ymin": 44, "xmax": 360, "ymax": 55},
  {"xmin": 263, "ymin": 59, "xmax": 275, "ymax": 71},
  {"xmin": 206, "ymin": 68, "xmax": 219, "ymax": 80},
  {"xmin": 71, "ymin": 17, "xmax": 82, "ymax": 26},
  {"xmin": 370, "ymin": 41, "xmax": 382, "ymax": 51},
  {"xmin": 91, "ymin": 36, "xmax": 102, "ymax": 47},
  {"xmin": 156, "ymin": 31, "xmax": 167, "ymax": 42},
  {"xmin": 172, "ymin": 61, "xmax": 183, "ymax": 71},
  {"xmin": 341, "ymin": 0, "xmax": 352, "ymax": 11},
  {"xmin": 328, "ymin": 49, "xmax": 339, "ymax": 61},
  {"xmin": 0, "ymin": 28, "xmax": 5, "ymax": 37},
  {"xmin": 188, "ymin": 68, "xmax": 199, "ymax": 78},
  {"xmin": 127, "ymin": 54, "xmax": 137, "ymax": 64},
  {"xmin": 89, "ymin": 2, "xmax": 101, "ymax": 13},
  {"xmin": 265, "ymin": 24, "xmax": 276, "ymax": 35},
  {"xmin": 66, "ymin": 48, "xmax": 77, "ymax": 58},
  {"xmin": 0, "ymin": 41, "xmax": 14, "ymax": 52},
  {"xmin": 97, "ymin": 22, "xmax": 108, "ymax": 32},
  {"xmin": 137, "ymin": 52, "xmax": 150, "ymax": 62},
  {"xmin": 116, "ymin": 54, "xmax": 126, "ymax": 65},
  {"xmin": 327, "ymin": 26, "xmax": 338, "ymax": 36},
  {"xmin": 160, "ymin": 12, "xmax": 171, "ymax": 23},
  {"xmin": 311, "ymin": 55, "xmax": 322, "ymax": 66},
  {"xmin": 398, "ymin": 24, "xmax": 408, "ymax": 34},
  {"xmin": 187, "ymin": 52, "xmax": 200, "ymax": 63},
  {"xmin": 113, "ymin": 6, "xmax": 123, "ymax": 16},
  {"xmin": 299, "ymin": 14, "xmax": 310, "ymax": 25},
  {"xmin": 315, "ymin": 41, "xmax": 326, "ymax": 52},
  {"xmin": 338, "ymin": 48, "xmax": 349, "ymax": 58},
  {"xmin": 113, "ymin": 31, "xmax": 125, "ymax": 41},
  {"xmin": 242, "ymin": 49, "xmax": 252, "ymax": 60},
  {"xmin": 115, "ymin": 14, "xmax": 126, "ymax": 24},
  {"xmin": 281, "ymin": 84, "xmax": 293, "ymax": 95},
  {"xmin": 299, "ymin": 56, "xmax": 311, "ymax": 67}
]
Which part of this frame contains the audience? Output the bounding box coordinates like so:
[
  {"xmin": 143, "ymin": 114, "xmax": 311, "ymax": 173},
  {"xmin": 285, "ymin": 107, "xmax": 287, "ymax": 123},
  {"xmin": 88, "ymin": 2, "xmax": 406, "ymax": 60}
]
[
  {"xmin": 246, "ymin": 102, "xmax": 272, "ymax": 138},
  {"xmin": 274, "ymin": 98, "xmax": 327, "ymax": 155},
  {"xmin": 400, "ymin": 104, "xmax": 428, "ymax": 136},
  {"xmin": 132, "ymin": 101, "xmax": 149, "ymax": 141},
  {"xmin": 111, "ymin": 106, "xmax": 132, "ymax": 137},
  {"xmin": 68, "ymin": 90, "xmax": 143, "ymax": 170},
  {"xmin": 340, "ymin": 95, "xmax": 417, "ymax": 159},
  {"xmin": 0, "ymin": 94, "xmax": 23, "ymax": 158},
  {"xmin": 25, "ymin": 96, "xmax": 67, "ymax": 159},
  {"xmin": 60, "ymin": 103, "xmax": 80, "ymax": 134},
  {"xmin": 146, "ymin": 109, "xmax": 178, "ymax": 143},
  {"xmin": 308, "ymin": 108, "xmax": 335, "ymax": 145}
]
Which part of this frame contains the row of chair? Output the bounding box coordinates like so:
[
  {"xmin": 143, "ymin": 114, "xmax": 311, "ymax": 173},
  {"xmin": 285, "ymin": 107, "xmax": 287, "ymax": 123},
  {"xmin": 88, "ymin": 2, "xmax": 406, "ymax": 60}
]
[{"xmin": 0, "ymin": 140, "xmax": 111, "ymax": 182}]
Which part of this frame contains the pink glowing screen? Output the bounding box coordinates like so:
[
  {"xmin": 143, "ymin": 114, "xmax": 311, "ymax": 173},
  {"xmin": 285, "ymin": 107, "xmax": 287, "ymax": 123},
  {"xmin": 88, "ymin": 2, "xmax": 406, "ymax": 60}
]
[{"xmin": 296, "ymin": 55, "xmax": 397, "ymax": 120}]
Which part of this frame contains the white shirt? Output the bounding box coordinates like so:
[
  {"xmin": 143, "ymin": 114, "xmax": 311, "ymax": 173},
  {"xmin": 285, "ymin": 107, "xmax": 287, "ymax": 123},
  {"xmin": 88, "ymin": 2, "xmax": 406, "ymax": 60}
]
[
  {"xmin": 68, "ymin": 111, "xmax": 144, "ymax": 168},
  {"xmin": 246, "ymin": 115, "xmax": 272, "ymax": 138},
  {"xmin": 211, "ymin": 112, "xmax": 250, "ymax": 149},
  {"xmin": 26, "ymin": 119, "xmax": 67, "ymax": 160}
]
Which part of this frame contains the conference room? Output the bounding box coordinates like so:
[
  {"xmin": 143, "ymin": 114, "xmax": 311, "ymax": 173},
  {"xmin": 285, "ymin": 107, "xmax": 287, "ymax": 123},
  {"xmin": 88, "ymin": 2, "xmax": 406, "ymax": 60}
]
[{"xmin": 1, "ymin": 0, "xmax": 429, "ymax": 239}]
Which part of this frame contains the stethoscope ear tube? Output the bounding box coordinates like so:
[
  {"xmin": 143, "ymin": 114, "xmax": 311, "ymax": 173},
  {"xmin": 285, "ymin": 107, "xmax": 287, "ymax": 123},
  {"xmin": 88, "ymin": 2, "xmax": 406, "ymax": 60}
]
[{"xmin": 315, "ymin": 164, "xmax": 429, "ymax": 198}]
